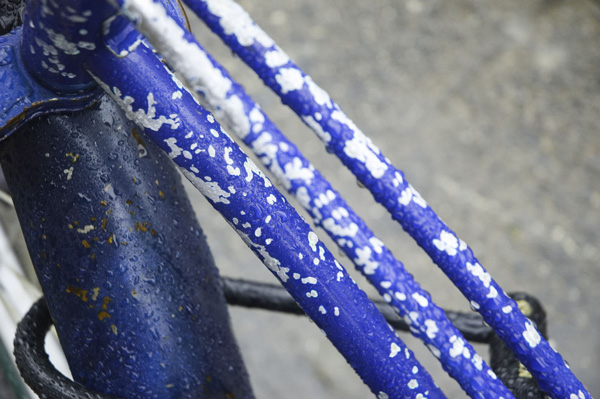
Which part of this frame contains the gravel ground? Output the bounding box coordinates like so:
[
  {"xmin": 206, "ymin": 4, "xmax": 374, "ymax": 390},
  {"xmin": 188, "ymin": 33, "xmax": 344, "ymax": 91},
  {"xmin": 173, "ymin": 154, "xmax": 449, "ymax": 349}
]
[
  {"xmin": 183, "ymin": 0, "xmax": 600, "ymax": 397},
  {"xmin": 1, "ymin": 0, "xmax": 598, "ymax": 398}
]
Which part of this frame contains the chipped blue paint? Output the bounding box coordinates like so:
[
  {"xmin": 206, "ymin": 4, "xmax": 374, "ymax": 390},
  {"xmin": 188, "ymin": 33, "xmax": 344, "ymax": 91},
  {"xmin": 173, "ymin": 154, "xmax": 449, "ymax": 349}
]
[
  {"xmin": 108, "ymin": 2, "xmax": 513, "ymax": 397},
  {"xmin": 184, "ymin": 0, "xmax": 591, "ymax": 398},
  {"xmin": 0, "ymin": 27, "xmax": 101, "ymax": 140},
  {"xmin": 86, "ymin": 29, "xmax": 446, "ymax": 398},
  {"xmin": 20, "ymin": 0, "xmax": 108, "ymax": 91}
]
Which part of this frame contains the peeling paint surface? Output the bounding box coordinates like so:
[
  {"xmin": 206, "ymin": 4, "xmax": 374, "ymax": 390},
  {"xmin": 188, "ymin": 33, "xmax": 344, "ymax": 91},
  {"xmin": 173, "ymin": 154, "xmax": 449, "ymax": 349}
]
[
  {"xmin": 184, "ymin": 0, "xmax": 592, "ymax": 397},
  {"xmin": 88, "ymin": 24, "xmax": 443, "ymax": 398},
  {"xmin": 116, "ymin": 4, "xmax": 516, "ymax": 397}
]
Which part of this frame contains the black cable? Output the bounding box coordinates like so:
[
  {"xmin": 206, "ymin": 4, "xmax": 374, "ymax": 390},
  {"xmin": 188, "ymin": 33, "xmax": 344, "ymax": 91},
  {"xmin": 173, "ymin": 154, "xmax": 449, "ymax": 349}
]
[
  {"xmin": 13, "ymin": 298, "xmax": 122, "ymax": 399},
  {"xmin": 13, "ymin": 279, "xmax": 505, "ymax": 398},
  {"xmin": 221, "ymin": 277, "xmax": 493, "ymax": 343}
]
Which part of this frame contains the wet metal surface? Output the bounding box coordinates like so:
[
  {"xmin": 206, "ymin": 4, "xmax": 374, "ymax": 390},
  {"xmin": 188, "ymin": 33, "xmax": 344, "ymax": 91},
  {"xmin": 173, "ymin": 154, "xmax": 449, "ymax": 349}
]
[{"xmin": 183, "ymin": 0, "xmax": 600, "ymax": 397}]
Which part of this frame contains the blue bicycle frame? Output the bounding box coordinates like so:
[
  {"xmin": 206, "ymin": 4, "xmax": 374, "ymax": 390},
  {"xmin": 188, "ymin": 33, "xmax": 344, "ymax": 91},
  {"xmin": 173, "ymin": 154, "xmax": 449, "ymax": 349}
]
[{"xmin": 0, "ymin": 0, "xmax": 592, "ymax": 398}]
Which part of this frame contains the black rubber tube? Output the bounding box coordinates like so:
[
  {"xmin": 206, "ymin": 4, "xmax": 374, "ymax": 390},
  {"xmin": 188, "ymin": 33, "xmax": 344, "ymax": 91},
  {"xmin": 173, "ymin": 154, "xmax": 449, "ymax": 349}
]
[
  {"xmin": 14, "ymin": 280, "xmax": 505, "ymax": 399},
  {"xmin": 14, "ymin": 298, "xmax": 121, "ymax": 399}
]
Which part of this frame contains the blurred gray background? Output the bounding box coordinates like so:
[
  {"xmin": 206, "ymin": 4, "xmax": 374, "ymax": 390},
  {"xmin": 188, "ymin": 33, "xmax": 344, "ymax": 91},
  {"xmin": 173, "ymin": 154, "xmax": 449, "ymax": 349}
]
[
  {"xmin": 1, "ymin": 0, "xmax": 598, "ymax": 398},
  {"xmin": 183, "ymin": 0, "xmax": 600, "ymax": 397}
]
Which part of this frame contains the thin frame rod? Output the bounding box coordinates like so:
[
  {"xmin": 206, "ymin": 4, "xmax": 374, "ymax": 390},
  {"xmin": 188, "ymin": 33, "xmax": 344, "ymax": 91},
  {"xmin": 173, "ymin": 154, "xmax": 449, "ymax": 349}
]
[
  {"xmin": 180, "ymin": 1, "xmax": 590, "ymax": 398},
  {"xmin": 85, "ymin": 25, "xmax": 445, "ymax": 398}
]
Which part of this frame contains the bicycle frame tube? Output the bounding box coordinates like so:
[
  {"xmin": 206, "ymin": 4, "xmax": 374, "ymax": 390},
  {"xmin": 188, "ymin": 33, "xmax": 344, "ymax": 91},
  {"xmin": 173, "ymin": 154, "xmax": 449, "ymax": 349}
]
[
  {"xmin": 85, "ymin": 32, "xmax": 445, "ymax": 397},
  {"xmin": 12, "ymin": 1, "xmax": 447, "ymax": 398},
  {"xmin": 1, "ymin": 1, "xmax": 254, "ymax": 398},
  {"xmin": 107, "ymin": 2, "xmax": 515, "ymax": 398},
  {"xmin": 180, "ymin": 0, "xmax": 592, "ymax": 398},
  {"xmin": 0, "ymin": 95, "xmax": 256, "ymax": 399}
]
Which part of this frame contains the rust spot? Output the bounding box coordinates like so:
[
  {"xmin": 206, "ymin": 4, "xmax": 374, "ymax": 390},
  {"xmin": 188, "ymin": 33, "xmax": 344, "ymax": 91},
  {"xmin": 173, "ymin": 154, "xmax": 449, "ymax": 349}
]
[
  {"xmin": 102, "ymin": 296, "xmax": 113, "ymax": 310},
  {"xmin": 121, "ymin": 241, "xmax": 128, "ymax": 246},
  {"xmin": 42, "ymin": 234, "xmax": 47, "ymax": 240},
  {"xmin": 66, "ymin": 285, "xmax": 88, "ymax": 302},
  {"xmin": 91, "ymin": 217, "xmax": 97, "ymax": 222},
  {"xmin": 82, "ymin": 240, "xmax": 91, "ymax": 249},
  {"xmin": 101, "ymin": 218, "xmax": 108, "ymax": 230},
  {"xmin": 93, "ymin": 237, "xmax": 99, "ymax": 241},
  {"xmin": 126, "ymin": 200, "xmax": 133, "ymax": 205},
  {"xmin": 166, "ymin": 384, "xmax": 174, "ymax": 389},
  {"xmin": 135, "ymin": 222, "xmax": 148, "ymax": 232},
  {"xmin": 150, "ymin": 229, "xmax": 157, "ymax": 236},
  {"xmin": 131, "ymin": 289, "xmax": 137, "ymax": 297},
  {"xmin": 90, "ymin": 253, "xmax": 95, "ymax": 260},
  {"xmin": 107, "ymin": 234, "xmax": 114, "ymax": 244},
  {"xmin": 66, "ymin": 153, "xmax": 80, "ymax": 163},
  {"xmin": 91, "ymin": 287, "xmax": 100, "ymax": 301},
  {"xmin": 110, "ymin": 324, "xmax": 118, "ymax": 335},
  {"xmin": 132, "ymin": 128, "xmax": 145, "ymax": 146},
  {"xmin": 132, "ymin": 177, "xmax": 137, "ymax": 183},
  {"xmin": 106, "ymin": 209, "xmax": 113, "ymax": 215},
  {"xmin": 159, "ymin": 191, "xmax": 165, "ymax": 198},
  {"xmin": 68, "ymin": 224, "xmax": 74, "ymax": 229},
  {"xmin": 98, "ymin": 311, "xmax": 111, "ymax": 320},
  {"xmin": 100, "ymin": 200, "xmax": 108, "ymax": 206}
]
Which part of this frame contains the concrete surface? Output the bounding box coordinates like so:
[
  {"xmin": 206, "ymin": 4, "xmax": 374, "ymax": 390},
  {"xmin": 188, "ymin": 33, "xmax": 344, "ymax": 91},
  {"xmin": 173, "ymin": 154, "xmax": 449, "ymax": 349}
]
[
  {"xmin": 1, "ymin": 0, "xmax": 598, "ymax": 398},
  {"xmin": 183, "ymin": 0, "xmax": 600, "ymax": 397}
]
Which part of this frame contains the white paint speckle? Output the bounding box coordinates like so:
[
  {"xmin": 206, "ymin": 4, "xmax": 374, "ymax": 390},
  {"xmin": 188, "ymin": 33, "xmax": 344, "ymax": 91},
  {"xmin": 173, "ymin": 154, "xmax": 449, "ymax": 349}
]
[
  {"xmin": 275, "ymin": 68, "xmax": 304, "ymax": 94},
  {"xmin": 432, "ymin": 230, "xmax": 459, "ymax": 256},
  {"xmin": 523, "ymin": 321, "xmax": 541, "ymax": 348},
  {"xmin": 265, "ymin": 49, "xmax": 289, "ymax": 67},
  {"xmin": 64, "ymin": 167, "xmax": 74, "ymax": 181},
  {"xmin": 389, "ymin": 342, "xmax": 401, "ymax": 358},
  {"xmin": 77, "ymin": 225, "xmax": 94, "ymax": 234},
  {"xmin": 266, "ymin": 194, "xmax": 277, "ymax": 204},
  {"xmin": 424, "ymin": 319, "xmax": 438, "ymax": 339},
  {"xmin": 412, "ymin": 292, "xmax": 429, "ymax": 307},
  {"xmin": 301, "ymin": 277, "xmax": 317, "ymax": 285}
]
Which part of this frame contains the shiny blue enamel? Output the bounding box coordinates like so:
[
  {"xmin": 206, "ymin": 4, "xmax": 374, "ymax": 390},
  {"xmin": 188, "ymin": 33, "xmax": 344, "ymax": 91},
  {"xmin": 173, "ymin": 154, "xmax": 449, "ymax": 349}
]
[
  {"xmin": 86, "ymin": 33, "xmax": 446, "ymax": 398},
  {"xmin": 185, "ymin": 1, "xmax": 591, "ymax": 398},
  {"xmin": 0, "ymin": 28, "xmax": 101, "ymax": 140}
]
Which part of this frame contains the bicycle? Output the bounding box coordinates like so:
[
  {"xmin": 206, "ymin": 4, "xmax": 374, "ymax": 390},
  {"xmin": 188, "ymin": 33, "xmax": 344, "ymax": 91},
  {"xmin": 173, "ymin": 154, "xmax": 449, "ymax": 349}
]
[{"xmin": 0, "ymin": 0, "xmax": 596, "ymax": 398}]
